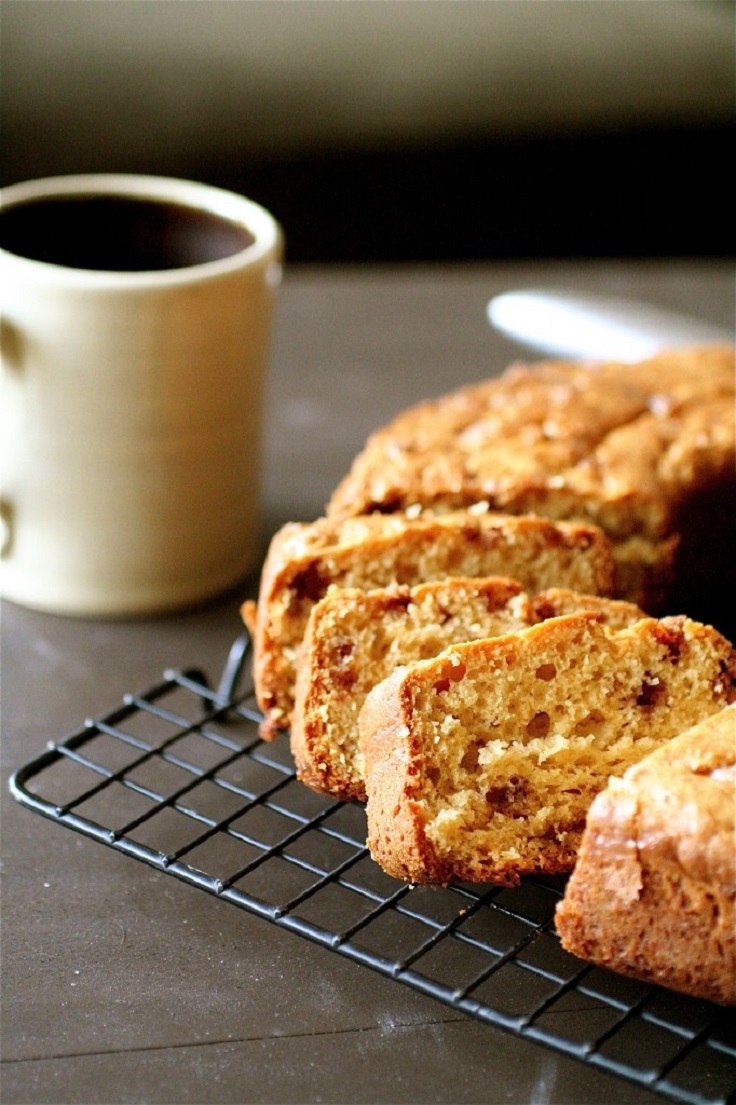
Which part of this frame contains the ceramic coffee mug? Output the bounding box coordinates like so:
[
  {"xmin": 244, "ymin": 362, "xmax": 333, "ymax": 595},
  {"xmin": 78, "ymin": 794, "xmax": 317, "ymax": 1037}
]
[{"xmin": 0, "ymin": 174, "xmax": 283, "ymax": 615}]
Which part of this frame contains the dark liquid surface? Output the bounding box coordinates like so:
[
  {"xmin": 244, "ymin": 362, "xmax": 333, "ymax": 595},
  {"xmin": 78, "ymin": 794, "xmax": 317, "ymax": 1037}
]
[{"xmin": 0, "ymin": 194, "xmax": 256, "ymax": 271}]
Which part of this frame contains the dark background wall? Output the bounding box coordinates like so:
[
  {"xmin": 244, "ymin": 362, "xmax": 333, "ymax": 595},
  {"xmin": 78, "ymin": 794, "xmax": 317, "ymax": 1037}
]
[
  {"xmin": 2, "ymin": 1, "xmax": 733, "ymax": 263},
  {"xmin": 210, "ymin": 124, "xmax": 733, "ymax": 262}
]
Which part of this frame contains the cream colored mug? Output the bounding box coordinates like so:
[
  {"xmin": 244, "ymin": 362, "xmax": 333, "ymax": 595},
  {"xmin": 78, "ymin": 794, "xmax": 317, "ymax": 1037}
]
[{"xmin": 1, "ymin": 174, "xmax": 283, "ymax": 615}]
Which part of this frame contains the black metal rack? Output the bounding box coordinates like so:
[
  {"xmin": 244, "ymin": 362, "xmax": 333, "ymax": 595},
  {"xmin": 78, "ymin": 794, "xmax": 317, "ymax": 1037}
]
[{"xmin": 9, "ymin": 636, "xmax": 736, "ymax": 1105}]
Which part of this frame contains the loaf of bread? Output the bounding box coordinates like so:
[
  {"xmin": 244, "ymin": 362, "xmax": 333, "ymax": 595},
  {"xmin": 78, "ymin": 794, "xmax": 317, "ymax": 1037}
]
[
  {"xmin": 326, "ymin": 345, "xmax": 735, "ymax": 622},
  {"xmin": 555, "ymin": 705, "xmax": 736, "ymax": 1006},
  {"xmin": 247, "ymin": 510, "xmax": 615, "ymax": 738},
  {"xmin": 360, "ymin": 612, "xmax": 736, "ymax": 887},
  {"xmin": 292, "ymin": 580, "xmax": 646, "ymax": 802}
]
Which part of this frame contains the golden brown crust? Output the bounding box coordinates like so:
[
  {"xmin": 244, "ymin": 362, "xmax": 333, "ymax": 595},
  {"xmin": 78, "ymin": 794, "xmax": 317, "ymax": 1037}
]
[
  {"xmin": 360, "ymin": 614, "xmax": 736, "ymax": 888},
  {"xmin": 326, "ymin": 345, "xmax": 735, "ymax": 619},
  {"xmin": 292, "ymin": 580, "xmax": 646, "ymax": 803},
  {"xmin": 555, "ymin": 705, "xmax": 736, "ymax": 1006},
  {"xmin": 249, "ymin": 510, "xmax": 615, "ymax": 739}
]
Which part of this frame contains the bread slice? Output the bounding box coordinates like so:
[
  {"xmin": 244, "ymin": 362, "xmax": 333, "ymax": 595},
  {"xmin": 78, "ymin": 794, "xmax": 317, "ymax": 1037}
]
[
  {"xmin": 360, "ymin": 612, "xmax": 736, "ymax": 887},
  {"xmin": 246, "ymin": 510, "xmax": 615, "ymax": 739},
  {"xmin": 292, "ymin": 580, "xmax": 646, "ymax": 802},
  {"xmin": 326, "ymin": 345, "xmax": 735, "ymax": 620},
  {"xmin": 555, "ymin": 705, "xmax": 736, "ymax": 1006}
]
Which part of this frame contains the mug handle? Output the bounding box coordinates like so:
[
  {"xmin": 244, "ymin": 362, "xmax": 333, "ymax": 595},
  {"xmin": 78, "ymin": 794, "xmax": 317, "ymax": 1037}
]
[{"xmin": 0, "ymin": 498, "xmax": 12, "ymax": 557}]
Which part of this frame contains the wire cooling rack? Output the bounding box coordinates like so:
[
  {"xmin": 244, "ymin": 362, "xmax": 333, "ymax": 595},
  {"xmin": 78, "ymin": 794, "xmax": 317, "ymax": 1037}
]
[{"xmin": 9, "ymin": 634, "xmax": 736, "ymax": 1105}]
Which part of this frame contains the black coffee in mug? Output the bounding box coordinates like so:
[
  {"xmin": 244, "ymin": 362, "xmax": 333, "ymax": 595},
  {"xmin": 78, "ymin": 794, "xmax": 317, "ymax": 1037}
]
[{"xmin": 0, "ymin": 194, "xmax": 256, "ymax": 271}]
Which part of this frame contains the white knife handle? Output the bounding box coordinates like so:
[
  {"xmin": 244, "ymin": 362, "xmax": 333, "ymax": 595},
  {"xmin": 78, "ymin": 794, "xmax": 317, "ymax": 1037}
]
[{"xmin": 487, "ymin": 289, "xmax": 733, "ymax": 361}]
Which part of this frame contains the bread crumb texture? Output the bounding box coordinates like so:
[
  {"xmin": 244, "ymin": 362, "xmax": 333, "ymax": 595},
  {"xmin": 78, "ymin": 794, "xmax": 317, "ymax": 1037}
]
[
  {"xmin": 360, "ymin": 613, "xmax": 736, "ymax": 889},
  {"xmin": 250, "ymin": 510, "xmax": 614, "ymax": 739},
  {"xmin": 291, "ymin": 580, "xmax": 646, "ymax": 802}
]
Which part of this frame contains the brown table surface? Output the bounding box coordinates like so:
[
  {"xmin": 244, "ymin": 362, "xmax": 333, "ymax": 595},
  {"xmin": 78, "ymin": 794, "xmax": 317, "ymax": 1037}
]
[{"xmin": 3, "ymin": 259, "xmax": 734, "ymax": 1105}]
